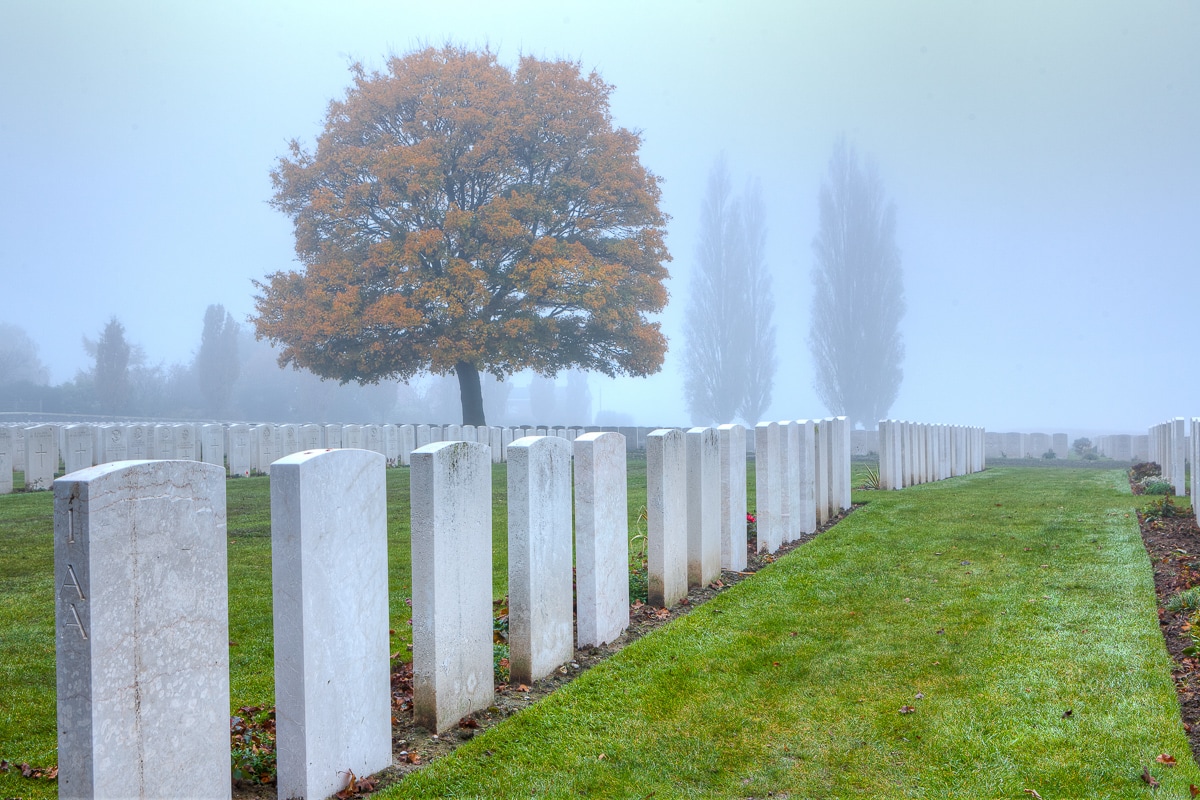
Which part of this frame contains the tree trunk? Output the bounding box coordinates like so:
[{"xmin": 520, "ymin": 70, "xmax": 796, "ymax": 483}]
[{"xmin": 455, "ymin": 361, "xmax": 487, "ymax": 426}]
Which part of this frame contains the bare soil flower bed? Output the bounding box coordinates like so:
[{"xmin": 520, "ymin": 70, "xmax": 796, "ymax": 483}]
[{"xmin": 1134, "ymin": 479, "xmax": 1200, "ymax": 765}]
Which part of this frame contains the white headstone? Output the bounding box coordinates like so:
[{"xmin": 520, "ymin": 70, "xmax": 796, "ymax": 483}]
[
  {"xmin": 343, "ymin": 424, "xmax": 363, "ymax": 450},
  {"xmin": 814, "ymin": 421, "xmax": 829, "ymax": 526},
  {"xmin": 836, "ymin": 417, "xmax": 851, "ymax": 511},
  {"xmin": 10, "ymin": 426, "xmax": 25, "ymax": 471},
  {"xmin": 198, "ymin": 424, "xmax": 225, "ymax": 472},
  {"xmin": 414, "ymin": 424, "xmax": 430, "ymax": 451},
  {"xmin": 24, "ymin": 424, "xmax": 58, "ymax": 491},
  {"xmin": 717, "ymin": 424, "xmax": 747, "ymax": 571},
  {"xmin": 226, "ymin": 424, "xmax": 252, "ymax": 478},
  {"xmin": 174, "ymin": 424, "xmax": 197, "ymax": 461},
  {"xmin": 101, "ymin": 425, "xmax": 128, "ymax": 465},
  {"xmin": 54, "ymin": 460, "xmax": 230, "ymax": 799},
  {"xmin": 64, "ymin": 425, "xmax": 95, "ymax": 475},
  {"xmin": 323, "ymin": 424, "xmax": 343, "ymax": 449},
  {"xmin": 410, "ymin": 441, "xmax": 494, "ymax": 732},
  {"xmin": 399, "ymin": 424, "xmax": 416, "ymax": 466},
  {"xmin": 574, "ymin": 432, "xmax": 629, "ymax": 647},
  {"xmin": 152, "ymin": 424, "xmax": 176, "ymax": 460},
  {"xmin": 797, "ymin": 420, "xmax": 817, "ymax": 533},
  {"xmin": 487, "ymin": 426, "xmax": 501, "ymax": 463},
  {"xmin": 507, "ymin": 436, "xmax": 574, "ymax": 684},
  {"xmin": 0, "ymin": 427, "xmax": 11, "ymax": 494},
  {"xmin": 271, "ymin": 448, "xmax": 391, "ymax": 800},
  {"xmin": 253, "ymin": 424, "xmax": 275, "ymax": 472},
  {"xmin": 779, "ymin": 421, "xmax": 801, "ymax": 542},
  {"xmin": 125, "ymin": 424, "xmax": 150, "ymax": 461},
  {"xmin": 362, "ymin": 424, "xmax": 383, "ymax": 456},
  {"xmin": 755, "ymin": 421, "xmax": 782, "ymax": 552},
  {"xmin": 383, "ymin": 424, "xmax": 400, "ymax": 466},
  {"xmin": 279, "ymin": 424, "xmax": 300, "ymax": 457},
  {"xmin": 686, "ymin": 427, "xmax": 721, "ymax": 588},
  {"xmin": 646, "ymin": 428, "xmax": 687, "ymax": 608}
]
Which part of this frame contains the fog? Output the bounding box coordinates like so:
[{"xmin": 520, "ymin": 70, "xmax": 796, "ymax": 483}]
[{"xmin": 2, "ymin": 1, "xmax": 1197, "ymax": 432}]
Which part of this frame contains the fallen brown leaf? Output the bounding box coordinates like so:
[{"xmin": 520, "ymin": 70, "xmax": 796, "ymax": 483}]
[
  {"xmin": 1062, "ymin": 709, "xmax": 1073, "ymax": 718},
  {"xmin": 1189, "ymin": 784, "xmax": 1198, "ymax": 797},
  {"xmin": 1143, "ymin": 765, "xmax": 1160, "ymax": 787},
  {"xmin": 405, "ymin": 751, "xmax": 421, "ymax": 765},
  {"xmin": 1023, "ymin": 790, "xmax": 1043, "ymax": 800},
  {"xmin": 899, "ymin": 705, "xmax": 916, "ymax": 714},
  {"xmin": 1157, "ymin": 753, "xmax": 1177, "ymax": 766}
]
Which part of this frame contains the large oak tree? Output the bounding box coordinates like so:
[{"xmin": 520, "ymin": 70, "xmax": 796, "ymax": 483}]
[{"xmin": 255, "ymin": 45, "xmax": 671, "ymax": 425}]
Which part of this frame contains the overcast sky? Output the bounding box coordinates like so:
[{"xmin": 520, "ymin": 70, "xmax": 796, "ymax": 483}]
[{"xmin": 2, "ymin": 1, "xmax": 1197, "ymax": 433}]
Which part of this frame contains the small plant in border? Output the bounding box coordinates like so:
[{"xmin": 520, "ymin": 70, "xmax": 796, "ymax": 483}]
[
  {"xmin": 861, "ymin": 465, "xmax": 881, "ymax": 489},
  {"xmin": 230, "ymin": 705, "xmax": 277, "ymax": 785}
]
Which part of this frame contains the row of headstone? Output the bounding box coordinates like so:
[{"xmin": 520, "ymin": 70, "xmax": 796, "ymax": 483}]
[
  {"xmin": 50, "ymin": 431, "xmax": 635, "ymax": 797},
  {"xmin": 1149, "ymin": 418, "xmax": 1188, "ymax": 497},
  {"xmin": 982, "ymin": 431, "xmax": 1070, "ymax": 460},
  {"xmin": 2, "ymin": 421, "xmax": 718, "ymax": 493},
  {"xmin": 877, "ymin": 421, "xmax": 985, "ymax": 490},
  {"xmin": 1191, "ymin": 420, "xmax": 1200, "ymax": 525},
  {"xmin": 1093, "ymin": 433, "xmax": 1149, "ymax": 462}
]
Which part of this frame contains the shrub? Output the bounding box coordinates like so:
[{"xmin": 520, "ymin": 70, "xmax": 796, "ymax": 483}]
[
  {"xmin": 1042, "ymin": 450, "xmax": 1056, "ymax": 460},
  {"xmin": 1166, "ymin": 587, "xmax": 1200, "ymax": 613},
  {"xmin": 1144, "ymin": 494, "xmax": 1185, "ymax": 521},
  {"xmin": 1130, "ymin": 462, "xmax": 1162, "ymax": 482}
]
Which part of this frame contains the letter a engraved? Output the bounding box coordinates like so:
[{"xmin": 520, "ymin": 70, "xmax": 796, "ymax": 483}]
[
  {"xmin": 65, "ymin": 603, "xmax": 88, "ymax": 640},
  {"xmin": 62, "ymin": 565, "xmax": 86, "ymax": 600}
]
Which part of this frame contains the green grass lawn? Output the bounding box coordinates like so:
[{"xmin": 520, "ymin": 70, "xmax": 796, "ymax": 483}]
[
  {"xmin": 383, "ymin": 467, "xmax": 1199, "ymax": 798},
  {"xmin": 1, "ymin": 463, "xmax": 1195, "ymax": 798}
]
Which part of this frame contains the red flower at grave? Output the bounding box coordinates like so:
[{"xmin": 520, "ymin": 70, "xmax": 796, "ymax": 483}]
[{"xmin": 747, "ymin": 514, "xmax": 757, "ymax": 524}]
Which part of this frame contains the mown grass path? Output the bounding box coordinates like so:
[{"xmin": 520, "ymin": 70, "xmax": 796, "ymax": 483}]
[{"xmin": 384, "ymin": 467, "xmax": 1199, "ymax": 798}]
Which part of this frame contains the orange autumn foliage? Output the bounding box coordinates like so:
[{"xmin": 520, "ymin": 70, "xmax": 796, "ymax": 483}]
[{"xmin": 254, "ymin": 45, "xmax": 670, "ymax": 423}]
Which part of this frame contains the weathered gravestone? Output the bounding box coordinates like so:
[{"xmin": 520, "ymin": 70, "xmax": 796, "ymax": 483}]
[
  {"xmin": 55, "ymin": 460, "xmax": 229, "ymax": 799},
  {"xmin": 25, "ymin": 425, "xmax": 57, "ymax": 491},
  {"xmin": 126, "ymin": 424, "xmax": 150, "ymax": 460},
  {"xmin": 323, "ymin": 424, "xmax": 343, "ymax": 449},
  {"xmin": 755, "ymin": 421, "xmax": 782, "ymax": 551},
  {"xmin": 201, "ymin": 424, "xmax": 225, "ymax": 473},
  {"xmin": 646, "ymin": 428, "xmax": 687, "ymax": 608},
  {"xmin": 686, "ymin": 427, "xmax": 721, "ymax": 588},
  {"xmin": 383, "ymin": 424, "xmax": 400, "ymax": 465},
  {"xmin": 271, "ymin": 448, "xmax": 391, "ymax": 800},
  {"xmin": 813, "ymin": 421, "xmax": 829, "ymax": 526},
  {"xmin": 64, "ymin": 425, "xmax": 94, "ymax": 475},
  {"xmin": 0, "ymin": 428, "xmax": 11, "ymax": 494},
  {"xmin": 226, "ymin": 424, "xmax": 252, "ymax": 478},
  {"xmin": 399, "ymin": 424, "xmax": 416, "ymax": 466},
  {"xmin": 100, "ymin": 425, "xmax": 127, "ymax": 465},
  {"xmin": 299, "ymin": 424, "xmax": 322, "ymax": 452},
  {"xmin": 10, "ymin": 426, "xmax": 25, "ymax": 471},
  {"xmin": 174, "ymin": 424, "xmax": 197, "ymax": 461},
  {"xmin": 153, "ymin": 424, "xmax": 176, "ymax": 459},
  {"xmin": 796, "ymin": 420, "xmax": 817, "ymax": 533},
  {"xmin": 507, "ymin": 436, "xmax": 574, "ymax": 685},
  {"xmin": 717, "ymin": 424, "xmax": 747, "ymax": 571},
  {"xmin": 410, "ymin": 441, "xmax": 493, "ymax": 732},
  {"xmin": 574, "ymin": 432, "xmax": 629, "ymax": 647}
]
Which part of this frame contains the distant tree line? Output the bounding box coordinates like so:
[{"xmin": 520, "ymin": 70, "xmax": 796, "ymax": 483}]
[
  {"xmin": 0, "ymin": 307, "xmax": 399, "ymax": 422},
  {"xmin": 0, "ymin": 307, "xmax": 595, "ymax": 425}
]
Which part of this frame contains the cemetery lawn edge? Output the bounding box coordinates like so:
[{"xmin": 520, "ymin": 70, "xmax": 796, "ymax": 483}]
[{"xmin": 381, "ymin": 467, "xmax": 1200, "ymax": 798}]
